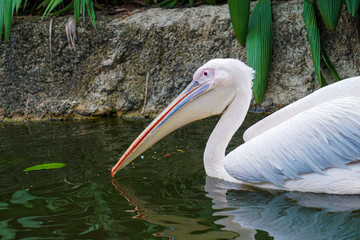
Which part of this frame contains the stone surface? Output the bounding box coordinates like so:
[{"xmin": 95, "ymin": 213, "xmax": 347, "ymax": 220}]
[{"xmin": 0, "ymin": 0, "xmax": 359, "ymax": 121}]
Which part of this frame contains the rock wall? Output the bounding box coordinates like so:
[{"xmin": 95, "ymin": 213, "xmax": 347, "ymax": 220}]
[{"xmin": 0, "ymin": 0, "xmax": 359, "ymax": 121}]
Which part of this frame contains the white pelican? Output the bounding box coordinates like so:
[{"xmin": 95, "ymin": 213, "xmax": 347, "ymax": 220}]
[{"xmin": 111, "ymin": 59, "xmax": 360, "ymax": 194}]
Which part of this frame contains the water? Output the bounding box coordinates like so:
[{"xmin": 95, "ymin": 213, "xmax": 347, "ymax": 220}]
[{"xmin": 1, "ymin": 114, "xmax": 360, "ymax": 240}]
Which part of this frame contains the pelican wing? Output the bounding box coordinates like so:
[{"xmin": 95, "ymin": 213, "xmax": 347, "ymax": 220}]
[
  {"xmin": 225, "ymin": 97, "xmax": 360, "ymax": 186},
  {"xmin": 244, "ymin": 77, "xmax": 360, "ymax": 142}
]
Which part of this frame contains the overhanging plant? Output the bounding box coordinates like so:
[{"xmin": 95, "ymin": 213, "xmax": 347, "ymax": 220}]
[
  {"xmin": 229, "ymin": 0, "xmax": 271, "ymax": 105},
  {"xmin": 0, "ymin": 0, "xmax": 98, "ymax": 43},
  {"xmin": 228, "ymin": 0, "xmax": 359, "ymax": 105},
  {"xmin": 0, "ymin": 0, "xmax": 22, "ymax": 43}
]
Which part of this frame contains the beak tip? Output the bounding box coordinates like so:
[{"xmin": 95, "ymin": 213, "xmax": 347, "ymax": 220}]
[{"xmin": 110, "ymin": 167, "xmax": 116, "ymax": 177}]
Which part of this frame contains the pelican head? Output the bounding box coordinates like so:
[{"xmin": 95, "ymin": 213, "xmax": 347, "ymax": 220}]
[{"xmin": 111, "ymin": 59, "xmax": 254, "ymax": 176}]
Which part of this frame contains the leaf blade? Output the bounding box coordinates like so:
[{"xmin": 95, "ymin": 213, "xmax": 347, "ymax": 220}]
[
  {"xmin": 303, "ymin": 0, "xmax": 327, "ymax": 87},
  {"xmin": 4, "ymin": 0, "xmax": 13, "ymax": 42},
  {"xmin": 228, "ymin": 0, "xmax": 250, "ymax": 47},
  {"xmin": 159, "ymin": 0, "xmax": 178, "ymax": 7},
  {"xmin": 0, "ymin": 1, "xmax": 4, "ymax": 42},
  {"xmin": 41, "ymin": 0, "xmax": 63, "ymax": 20},
  {"xmin": 321, "ymin": 47, "xmax": 341, "ymax": 81},
  {"xmin": 86, "ymin": 0, "xmax": 97, "ymax": 31},
  {"xmin": 246, "ymin": 0, "xmax": 272, "ymax": 105},
  {"xmin": 24, "ymin": 163, "xmax": 66, "ymax": 172},
  {"xmin": 345, "ymin": 0, "xmax": 360, "ymax": 17},
  {"xmin": 316, "ymin": 0, "xmax": 343, "ymax": 30}
]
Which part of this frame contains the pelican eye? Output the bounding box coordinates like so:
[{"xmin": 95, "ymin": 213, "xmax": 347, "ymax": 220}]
[{"xmin": 203, "ymin": 71, "xmax": 208, "ymax": 76}]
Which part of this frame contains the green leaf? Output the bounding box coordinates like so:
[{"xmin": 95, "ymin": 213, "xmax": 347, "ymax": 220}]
[
  {"xmin": 345, "ymin": 0, "xmax": 360, "ymax": 17},
  {"xmin": 4, "ymin": 0, "xmax": 13, "ymax": 42},
  {"xmin": 37, "ymin": 0, "xmax": 51, "ymax": 10},
  {"xmin": 228, "ymin": 0, "xmax": 250, "ymax": 47},
  {"xmin": 14, "ymin": 0, "xmax": 23, "ymax": 14},
  {"xmin": 23, "ymin": 0, "xmax": 29, "ymax": 10},
  {"xmin": 321, "ymin": 47, "xmax": 341, "ymax": 81},
  {"xmin": 74, "ymin": 0, "xmax": 79, "ymax": 22},
  {"xmin": 189, "ymin": 0, "xmax": 193, "ymax": 7},
  {"xmin": 246, "ymin": 0, "xmax": 272, "ymax": 105},
  {"xmin": 82, "ymin": 0, "xmax": 86, "ymax": 24},
  {"xmin": 49, "ymin": 2, "xmax": 73, "ymax": 16},
  {"xmin": 0, "ymin": 1, "xmax": 4, "ymax": 42},
  {"xmin": 303, "ymin": 0, "xmax": 327, "ymax": 87},
  {"xmin": 24, "ymin": 163, "xmax": 66, "ymax": 172},
  {"xmin": 159, "ymin": 0, "xmax": 178, "ymax": 7},
  {"xmin": 316, "ymin": 0, "xmax": 343, "ymax": 30},
  {"xmin": 86, "ymin": 0, "xmax": 97, "ymax": 31},
  {"xmin": 41, "ymin": 0, "xmax": 63, "ymax": 20}
]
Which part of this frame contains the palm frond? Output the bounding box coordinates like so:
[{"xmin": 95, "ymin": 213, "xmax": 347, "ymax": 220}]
[
  {"xmin": 316, "ymin": 0, "xmax": 343, "ymax": 30},
  {"xmin": 0, "ymin": 2, "xmax": 4, "ymax": 42},
  {"xmin": 228, "ymin": 0, "xmax": 250, "ymax": 47},
  {"xmin": 86, "ymin": 0, "xmax": 97, "ymax": 31},
  {"xmin": 345, "ymin": 0, "xmax": 360, "ymax": 17},
  {"xmin": 321, "ymin": 47, "xmax": 341, "ymax": 81},
  {"xmin": 1, "ymin": 0, "xmax": 16, "ymax": 43},
  {"xmin": 41, "ymin": 0, "xmax": 63, "ymax": 20},
  {"xmin": 303, "ymin": 0, "xmax": 327, "ymax": 87},
  {"xmin": 159, "ymin": 0, "xmax": 178, "ymax": 7},
  {"xmin": 246, "ymin": 0, "xmax": 272, "ymax": 105}
]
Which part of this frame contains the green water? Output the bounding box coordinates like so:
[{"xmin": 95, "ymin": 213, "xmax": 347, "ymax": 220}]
[{"xmin": 1, "ymin": 114, "xmax": 360, "ymax": 240}]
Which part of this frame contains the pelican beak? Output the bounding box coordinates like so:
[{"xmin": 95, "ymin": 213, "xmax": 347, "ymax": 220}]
[{"xmin": 111, "ymin": 79, "xmax": 235, "ymax": 177}]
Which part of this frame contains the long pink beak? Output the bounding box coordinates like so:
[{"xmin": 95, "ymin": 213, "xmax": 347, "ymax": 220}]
[{"xmin": 111, "ymin": 80, "xmax": 212, "ymax": 176}]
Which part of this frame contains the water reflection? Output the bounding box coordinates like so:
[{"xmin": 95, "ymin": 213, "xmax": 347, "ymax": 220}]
[
  {"xmin": 111, "ymin": 179, "xmax": 239, "ymax": 240},
  {"xmin": 206, "ymin": 177, "xmax": 360, "ymax": 240},
  {"xmin": 112, "ymin": 177, "xmax": 360, "ymax": 240}
]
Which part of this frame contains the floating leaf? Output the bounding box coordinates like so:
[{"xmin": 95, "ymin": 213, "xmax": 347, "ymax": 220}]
[
  {"xmin": 303, "ymin": 0, "xmax": 327, "ymax": 87},
  {"xmin": 316, "ymin": 0, "xmax": 343, "ymax": 30},
  {"xmin": 228, "ymin": 0, "xmax": 250, "ymax": 47},
  {"xmin": 345, "ymin": 0, "xmax": 360, "ymax": 17},
  {"xmin": 246, "ymin": 0, "xmax": 272, "ymax": 105},
  {"xmin": 24, "ymin": 163, "xmax": 66, "ymax": 172}
]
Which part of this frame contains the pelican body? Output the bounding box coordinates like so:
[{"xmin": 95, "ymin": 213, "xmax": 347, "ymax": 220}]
[{"xmin": 111, "ymin": 59, "xmax": 360, "ymax": 194}]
